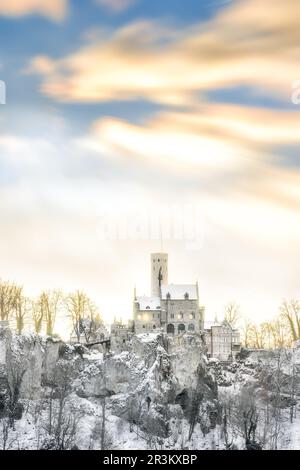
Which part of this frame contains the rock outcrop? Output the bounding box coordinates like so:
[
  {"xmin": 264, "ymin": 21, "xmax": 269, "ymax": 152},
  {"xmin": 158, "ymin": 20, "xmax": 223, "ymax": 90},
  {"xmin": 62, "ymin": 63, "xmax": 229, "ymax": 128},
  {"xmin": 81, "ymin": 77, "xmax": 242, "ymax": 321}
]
[{"xmin": 0, "ymin": 328, "xmax": 218, "ymax": 439}]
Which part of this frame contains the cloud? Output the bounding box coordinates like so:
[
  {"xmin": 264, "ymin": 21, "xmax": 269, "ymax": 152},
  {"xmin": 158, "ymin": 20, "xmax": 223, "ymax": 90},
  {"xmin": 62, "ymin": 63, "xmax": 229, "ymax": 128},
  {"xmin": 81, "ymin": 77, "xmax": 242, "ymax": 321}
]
[
  {"xmin": 81, "ymin": 102, "xmax": 300, "ymax": 227},
  {"xmin": 24, "ymin": 56, "xmax": 57, "ymax": 75},
  {"xmin": 95, "ymin": 0, "xmax": 137, "ymax": 13},
  {"xmin": 27, "ymin": 0, "xmax": 300, "ymax": 103},
  {"xmin": 87, "ymin": 103, "xmax": 300, "ymax": 168},
  {"xmin": 0, "ymin": 0, "xmax": 68, "ymax": 21},
  {"xmin": 1, "ymin": 130, "xmax": 299, "ymax": 325},
  {"xmin": 3, "ymin": 0, "xmax": 300, "ymax": 328}
]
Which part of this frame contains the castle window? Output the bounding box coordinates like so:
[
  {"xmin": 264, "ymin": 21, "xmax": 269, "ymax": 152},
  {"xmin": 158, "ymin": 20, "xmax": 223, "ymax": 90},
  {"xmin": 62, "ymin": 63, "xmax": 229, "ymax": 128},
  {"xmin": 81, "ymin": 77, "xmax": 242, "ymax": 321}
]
[
  {"xmin": 152, "ymin": 313, "xmax": 155, "ymax": 319},
  {"xmin": 184, "ymin": 292, "xmax": 189, "ymax": 300},
  {"xmin": 153, "ymin": 325, "xmax": 156, "ymax": 329},
  {"xmin": 188, "ymin": 324, "xmax": 195, "ymax": 331},
  {"xmin": 146, "ymin": 306, "xmax": 150, "ymax": 309},
  {"xmin": 189, "ymin": 312, "xmax": 195, "ymax": 320},
  {"xmin": 143, "ymin": 325, "xmax": 146, "ymax": 328},
  {"xmin": 178, "ymin": 312, "xmax": 183, "ymax": 320},
  {"xmin": 171, "ymin": 313, "xmax": 174, "ymax": 319}
]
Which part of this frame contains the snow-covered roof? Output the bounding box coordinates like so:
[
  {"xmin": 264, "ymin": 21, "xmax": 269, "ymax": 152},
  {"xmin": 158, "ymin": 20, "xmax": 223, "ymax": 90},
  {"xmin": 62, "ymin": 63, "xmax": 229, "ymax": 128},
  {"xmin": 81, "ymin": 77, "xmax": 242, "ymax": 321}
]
[
  {"xmin": 135, "ymin": 296, "xmax": 161, "ymax": 310},
  {"xmin": 161, "ymin": 284, "xmax": 198, "ymax": 300}
]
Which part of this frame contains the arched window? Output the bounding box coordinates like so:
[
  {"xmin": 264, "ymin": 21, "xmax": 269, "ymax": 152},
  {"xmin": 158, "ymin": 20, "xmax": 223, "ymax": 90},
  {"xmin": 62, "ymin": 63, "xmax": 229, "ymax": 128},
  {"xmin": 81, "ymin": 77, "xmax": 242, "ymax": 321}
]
[
  {"xmin": 188, "ymin": 323, "xmax": 195, "ymax": 331},
  {"xmin": 178, "ymin": 324, "xmax": 186, "ymax": 333},
  {"xmin": 167, "ymin": 323, "xmax": 175, "ymax": 335},
  {"xmin": 184, "ymin": 292, "xmax": 189, "ymax": 300},
  {"xmin": 153, "ymin": 325, "xmax": 156, "ymax": 329},
  {"xmin": 146, "ymin": 306, "xmax": 150, "ymax": 309},
  {"xmin": 166, "ymin": 292, "xmax": 171, "ymax": 300},
  {"xmin": 189, "ymin": 312, "xmax": 195, "ymax": 320}
]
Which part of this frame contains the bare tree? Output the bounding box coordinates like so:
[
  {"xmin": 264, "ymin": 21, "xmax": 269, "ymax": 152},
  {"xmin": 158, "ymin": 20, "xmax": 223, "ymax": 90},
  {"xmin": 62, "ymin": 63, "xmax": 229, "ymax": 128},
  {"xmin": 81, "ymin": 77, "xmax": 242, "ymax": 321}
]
[
  {"xmin": 90, "ymin": 405, "xmax": 114, "ymax": 451},
  {"xmin": 38, "ymin": 290, "xmax": 62, "ymax": 337},
  {"xmin": 0, "ymin": 280, "xmax": 18, "ymax": 322},
  {"xmin": 31, "ymin": 298, "xmax": 44, "ymax": 334},
  {"xmin": 256, "ymin": 350, "xmax": 290, "ymax": 449},
  {"xmin": 224, "ymin": 302, "xmax": 240, "ymax": 327},
  {"xmin": 6, "ymin": 365, "xmax": 26, "ymax": 429},
  {"xmin": 188, "ymin": 389, "xmax": 203, "ymax": 441},
  {"xmin": 13, "ymin": 287, "xmax": 30, "ymax": 335},
  {"xmin": 242, "ymin": 318, "xmax": 253, "ymax": 349},
  {"xmin": 270, "ymin": 317, "xmax": 292, "ymax": 349},
  {"xmin": 66, "ymin": 290, "xmax": 102, "ymax": 343},
  {"xmin": 242, "ymin": 315, "xmax": 292, "ymax": 350},
  {"xmin": 232, "ymin": 388, "xmax": 262, "ymax": 450},
  {"xmin": 0, "ymin": 416, "xmax": 17, "ymax": 450},
  {"xmin": 221, "ymin": 394, "xmax": 237, "ymax": 450},
  {"xmin": 280, "ymin": 299, "xmax": 300, "ymax": 341},
  {"xmin": 42, "ymin": 360, "xmax": 80, "ymax": 450}
]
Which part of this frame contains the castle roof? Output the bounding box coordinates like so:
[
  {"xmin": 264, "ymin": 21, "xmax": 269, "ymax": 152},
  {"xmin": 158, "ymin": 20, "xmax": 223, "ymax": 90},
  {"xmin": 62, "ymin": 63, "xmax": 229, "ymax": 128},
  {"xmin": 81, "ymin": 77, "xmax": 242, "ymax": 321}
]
[
  {"xmin": 161, "ymin": 284, "xmax": 198, "ymax": 300},
  {"xmin": 135, "ymin": 296, "xmax": 161, "ymax": 311}
]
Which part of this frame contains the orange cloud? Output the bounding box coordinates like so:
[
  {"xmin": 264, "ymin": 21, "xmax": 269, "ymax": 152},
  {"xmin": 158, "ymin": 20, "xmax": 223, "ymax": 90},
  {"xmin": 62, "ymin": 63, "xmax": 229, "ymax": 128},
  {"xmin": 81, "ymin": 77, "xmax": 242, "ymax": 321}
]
[
  {"xmin": 0, "ymin": 0, "xmax": 68, "ymax": 21},
  {"xmin": 81, "ymin": 103, "xmax": 300, "ymax": 219},
  {"xmin": 88, "ymin": 103, "xmax": 300, "ymax": 168},
  {"xmin": 28, "ymin": 0, "xmax": 300, "ymax": 103},
  {"xmin": 25, "ymin": 56, "xmax": 57, "ymax": 75}
]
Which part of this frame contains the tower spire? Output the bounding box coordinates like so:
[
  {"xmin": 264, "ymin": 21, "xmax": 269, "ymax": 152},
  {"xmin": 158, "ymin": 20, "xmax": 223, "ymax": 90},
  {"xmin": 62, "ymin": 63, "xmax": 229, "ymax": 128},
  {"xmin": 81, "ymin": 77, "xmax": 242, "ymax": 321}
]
[{"xmin": 151, "ymin": 253, "xmax": 168, "ymax": 297}]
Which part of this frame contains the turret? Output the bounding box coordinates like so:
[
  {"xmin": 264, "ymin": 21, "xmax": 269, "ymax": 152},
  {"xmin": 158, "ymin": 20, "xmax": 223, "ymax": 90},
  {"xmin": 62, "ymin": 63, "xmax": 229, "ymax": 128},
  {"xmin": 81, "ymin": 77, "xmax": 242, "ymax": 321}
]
[{"xmin": 151, "ymin": 253, "xmax": 168, "ymax": 297}]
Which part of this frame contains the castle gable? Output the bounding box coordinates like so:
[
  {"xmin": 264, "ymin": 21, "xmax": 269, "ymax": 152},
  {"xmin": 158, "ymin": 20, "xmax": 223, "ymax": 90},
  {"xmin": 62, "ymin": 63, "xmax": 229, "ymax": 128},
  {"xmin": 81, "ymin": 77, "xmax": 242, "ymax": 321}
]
[
  {"xmin": 161, "ymin": 284, "xmax": 198, "ymax": 300},
  {"xmin": 136, "ymin": 296, "xmax": 161, "ymax": 311}
]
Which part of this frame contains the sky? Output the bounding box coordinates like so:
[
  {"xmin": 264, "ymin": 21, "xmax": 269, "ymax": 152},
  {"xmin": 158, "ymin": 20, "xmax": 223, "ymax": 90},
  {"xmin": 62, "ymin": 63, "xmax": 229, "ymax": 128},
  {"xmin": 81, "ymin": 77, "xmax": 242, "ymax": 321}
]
[{"xmin": 0, "ymin": 0, "xmax": 300, "ymax": 333}]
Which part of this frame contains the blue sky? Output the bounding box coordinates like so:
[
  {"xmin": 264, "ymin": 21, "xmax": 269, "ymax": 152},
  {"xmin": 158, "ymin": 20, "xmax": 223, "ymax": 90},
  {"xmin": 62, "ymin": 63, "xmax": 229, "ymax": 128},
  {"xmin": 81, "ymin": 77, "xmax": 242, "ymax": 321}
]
[
  {"xmin": 0, "ymin": 0, "xmax": 237, "ymax": 135},
  {"xmin": 0, "ymin": 0, "xmax": 300, "ymax": 334}
]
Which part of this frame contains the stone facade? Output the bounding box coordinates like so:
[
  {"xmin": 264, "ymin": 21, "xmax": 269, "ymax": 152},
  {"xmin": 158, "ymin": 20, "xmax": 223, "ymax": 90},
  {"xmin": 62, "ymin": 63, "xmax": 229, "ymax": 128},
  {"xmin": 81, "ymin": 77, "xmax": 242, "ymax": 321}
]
[
  {"xmin": 204, "ymin": 321, "xmax": 241, "ymax": 361},
  {"xmin": 110, "ymin": 320, "xmax": 134, "ymax": 353},
  {"xmin": 133, "ymin": 253, "xmax": 205, "ymax": 335}
]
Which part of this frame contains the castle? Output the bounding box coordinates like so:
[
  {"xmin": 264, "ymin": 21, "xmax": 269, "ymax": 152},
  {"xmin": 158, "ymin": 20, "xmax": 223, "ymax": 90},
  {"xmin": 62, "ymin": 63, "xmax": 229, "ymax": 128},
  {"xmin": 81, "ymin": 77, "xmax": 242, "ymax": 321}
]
[
  {"xmin": 130, "ymin": 252, "xmax": 241, "ymax": 361},
  {"xmin": 133, "ymin": 253, "xmax": 205, "ymax": 334}
]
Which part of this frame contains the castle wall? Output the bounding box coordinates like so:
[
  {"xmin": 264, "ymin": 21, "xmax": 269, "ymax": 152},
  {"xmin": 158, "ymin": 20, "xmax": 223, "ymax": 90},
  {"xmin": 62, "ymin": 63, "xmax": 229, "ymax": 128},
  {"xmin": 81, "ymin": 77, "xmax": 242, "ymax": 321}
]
[
  {"xmin": 205, "ymin": 325, "xmax": 241, "ymax": 361},
  {"xmin": 134, "ymin": 309, "xmax": 162, "ymax": 334},
  {"xmin": 161, "ymin": 298, "xmax": 201, "ymax": 334}
]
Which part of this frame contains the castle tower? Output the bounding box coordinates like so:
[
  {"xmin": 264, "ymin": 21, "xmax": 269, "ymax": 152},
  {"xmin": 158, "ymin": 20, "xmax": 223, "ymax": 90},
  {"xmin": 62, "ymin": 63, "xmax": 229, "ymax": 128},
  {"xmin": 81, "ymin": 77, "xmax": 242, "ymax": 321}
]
[{"xmin": 151, "ymin": 253, "xmax": 168, "ymax": 297}]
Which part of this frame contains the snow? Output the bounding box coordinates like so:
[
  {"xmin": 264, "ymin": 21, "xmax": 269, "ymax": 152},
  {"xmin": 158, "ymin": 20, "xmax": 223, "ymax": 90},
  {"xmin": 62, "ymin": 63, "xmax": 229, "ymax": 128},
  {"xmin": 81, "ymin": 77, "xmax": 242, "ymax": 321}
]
[
  {"xmin": 135, "ymin": 332, "xmax": 161, "ymax": 343},
  {"xmin": 84, "ymin": 351, "xmax": 104, "ymax": 362},
  {"xmin": 2, "ymin": 330, "xmax": 300, "ymax": 450},
  {"xmin": 161, "ymin": 284, "xmax": 197, "ymax": 300},
  {"xmin": 135, "ymin": 296, "xmax": 161, "ymax": 310}
]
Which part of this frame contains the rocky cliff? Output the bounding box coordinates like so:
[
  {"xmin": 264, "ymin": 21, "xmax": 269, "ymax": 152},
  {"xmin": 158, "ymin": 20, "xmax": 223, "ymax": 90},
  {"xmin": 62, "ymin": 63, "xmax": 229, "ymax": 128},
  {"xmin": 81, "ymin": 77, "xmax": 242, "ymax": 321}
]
[{"xmin": 0, "ymin": 327, "xmax": 220, "ymax": 449}]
